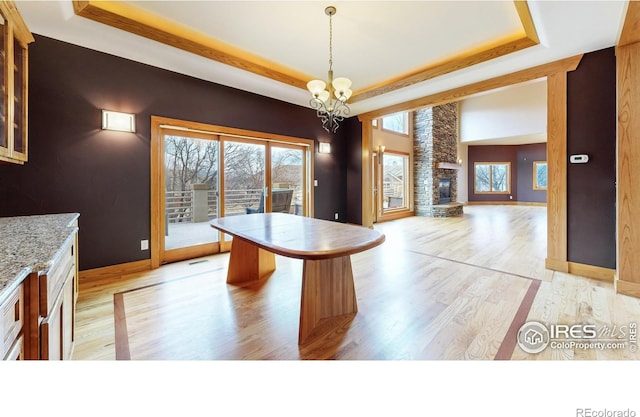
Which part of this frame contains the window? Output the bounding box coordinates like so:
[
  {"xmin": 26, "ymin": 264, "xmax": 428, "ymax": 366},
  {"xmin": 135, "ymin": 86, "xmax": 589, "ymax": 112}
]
[
  {"xmin": 382, "ymin": 152, "xmax": 409, "ymax": 211},
  {"xmin": 474, "ymin": 162, "xmax": 511, "ymax": 194},
  {"xmin": 533, "ymin": 161, "xmax": 547, "ymax": 190},
  {"xmin": 381, "ymin": 112, "xmax": 409, "ymax": 135}
]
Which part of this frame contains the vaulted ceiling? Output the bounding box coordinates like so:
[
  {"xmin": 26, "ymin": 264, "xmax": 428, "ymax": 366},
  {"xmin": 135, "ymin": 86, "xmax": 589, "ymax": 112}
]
[{"xmin": 17, "ymin": 1, "xmax": 629, "ymax": 116}]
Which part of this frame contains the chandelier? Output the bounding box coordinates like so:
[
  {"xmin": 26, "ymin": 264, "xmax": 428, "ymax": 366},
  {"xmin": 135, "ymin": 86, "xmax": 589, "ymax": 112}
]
[{"xmin": 307, "ymin": 6, "xmax": 352, "ymax": 133}]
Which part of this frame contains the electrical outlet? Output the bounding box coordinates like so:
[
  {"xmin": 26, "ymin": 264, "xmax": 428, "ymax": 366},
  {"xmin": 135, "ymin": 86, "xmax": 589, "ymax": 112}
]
[
  {"xmin": 141, "ymin": 239, "xmax": 149, "ymax": 250},
  {"xmin": 334, "ymin": 213, "xmax": 339, "ymax": 220},
  {"xmin": 314, "ymin": 179, "xmax": 318, "ymax": 187}
]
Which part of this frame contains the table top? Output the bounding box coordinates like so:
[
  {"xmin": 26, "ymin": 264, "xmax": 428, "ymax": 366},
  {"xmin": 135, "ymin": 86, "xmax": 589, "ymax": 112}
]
[{"xmin": 210, "ymin": 213, "xmax": 385, "ymax": 260}]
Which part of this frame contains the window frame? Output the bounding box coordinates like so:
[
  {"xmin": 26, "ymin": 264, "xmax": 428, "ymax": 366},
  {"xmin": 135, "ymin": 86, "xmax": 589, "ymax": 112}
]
[
  {"xmin": 380, "ymin": 150, "xmax": 411, "ymax": 214},
  {"xmin": 533, "ymin": 161, "xmax": 548, "ymax": 190},
  {"xmin": 381, "ymin": 112, "xmax": 409, "ymax": 136},
  {"xmin": 473, "ymin": 162, "xmax": 511, "ymax": 194}
]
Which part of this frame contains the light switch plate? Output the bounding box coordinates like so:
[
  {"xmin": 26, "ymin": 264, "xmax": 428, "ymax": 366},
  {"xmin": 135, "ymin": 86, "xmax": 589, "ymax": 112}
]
[{"xmin": 570, "ymin": 154, "xmax": 589, "ymax": 164}]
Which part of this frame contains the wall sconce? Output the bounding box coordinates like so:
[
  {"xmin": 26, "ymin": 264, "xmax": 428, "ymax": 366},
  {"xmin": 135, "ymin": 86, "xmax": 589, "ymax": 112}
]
[
  {"xmin": 102, "ymin": 110, "xmax": 136, "ymax": 132},
  {"xmin": 318, "ymin": 142, "xmax": 331, "ymax": 154}
]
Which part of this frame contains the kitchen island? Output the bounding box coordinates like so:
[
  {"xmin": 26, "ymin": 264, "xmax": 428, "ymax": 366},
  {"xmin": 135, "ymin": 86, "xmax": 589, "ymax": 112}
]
[{"xmin": 0, "ymin": 213, "xmax": 79, "ymax": 360}]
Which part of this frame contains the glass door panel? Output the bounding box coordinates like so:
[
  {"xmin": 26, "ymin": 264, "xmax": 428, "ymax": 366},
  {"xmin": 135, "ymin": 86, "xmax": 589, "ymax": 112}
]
[
  {"xmin": 164, "ymin": 135, "xmax": 219, "ymax": 251},
  {"xmin": 222, "ymin": 140, "xmax": 266, "ymax": 247},
  {"xmin": 13, "ymin": 37, "xmax": 26, "ymax": 155},
  {"xmin": 223, "ymin": 140, "xmax": 266, "ymax": 216},
  {"xmin": 271, "ymin": 146, "xmax": 304, "ymax": 216},
  {"xmin": 382, "ymin": 152, "xmax": 409, "ymax": 212},
  {"xmin": 0, "ymin": 14, "xmax": 7, "ymax": 157}
]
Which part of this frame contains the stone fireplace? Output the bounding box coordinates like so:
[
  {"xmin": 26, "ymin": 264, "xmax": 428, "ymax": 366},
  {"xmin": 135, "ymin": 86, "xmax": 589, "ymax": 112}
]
[{"xmin": 413, "ymin": 103, "xmax": 463, "ymax": 217}]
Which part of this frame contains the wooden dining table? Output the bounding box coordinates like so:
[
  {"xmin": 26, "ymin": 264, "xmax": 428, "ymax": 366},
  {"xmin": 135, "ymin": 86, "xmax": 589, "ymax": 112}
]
[{"xmin": 210, "ymin": 213, "xmax": 385, "ymax": 344}]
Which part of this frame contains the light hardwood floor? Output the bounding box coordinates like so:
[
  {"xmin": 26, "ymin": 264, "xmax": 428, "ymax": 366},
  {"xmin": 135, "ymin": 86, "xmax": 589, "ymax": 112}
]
[{"xmin": 72, "ymin": 205, "xmax": 640, "ymax": 360}]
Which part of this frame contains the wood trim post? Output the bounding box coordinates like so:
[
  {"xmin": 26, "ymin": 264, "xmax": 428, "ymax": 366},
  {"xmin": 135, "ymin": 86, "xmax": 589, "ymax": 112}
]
[
  {"xmin": 545, "ymin": 71, "xmax": 569, "ymax": 271},
  {"xmin": 616, "ymin": 41, "xmax": 640, "ymax": 296},
  {"xmin": 360, "ymin": 118, "xmax": 374, "ymax": 227}
]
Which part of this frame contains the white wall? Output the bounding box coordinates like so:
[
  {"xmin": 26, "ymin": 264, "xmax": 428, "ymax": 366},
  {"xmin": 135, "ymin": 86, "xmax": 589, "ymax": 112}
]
[{"xmin": 459, "ymin": 79, "xmax": 547, "ymax": 144}]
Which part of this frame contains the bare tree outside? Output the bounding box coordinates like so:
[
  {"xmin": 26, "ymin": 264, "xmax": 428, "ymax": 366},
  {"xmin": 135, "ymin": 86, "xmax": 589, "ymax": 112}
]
[
  {"xmin": 475, "ymin": 163, "xmax": 509, "ymax": 193},
  {"xmin": 491, "ymin": 164, "xmax": 508, "ymax": 192},
  {"xmin": 475, "ymin": 164, "xmax": 491, "ymax": 192},
  {"xmin": 223, "ymin": 141, "xmax": 265, "ymax": 190},
  {"xmin": 272, "ymin": 148, "xmax": 302, "ymax": 186},
  {"xmin": 535, "ymin": 162, "xmax": 548, "ymax": 189},
  {"xmin": 165, "ymin": 136, "xmax": 218, "ymax": 192}
]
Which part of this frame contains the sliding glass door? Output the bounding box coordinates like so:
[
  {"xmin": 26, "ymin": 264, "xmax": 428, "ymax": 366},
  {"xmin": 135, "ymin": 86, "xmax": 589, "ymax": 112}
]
[
  {"xmin": 151, "ymin": 117, "xmax": 314, "ymax": 266},
  {"xmin": 162, "ymin": 130, "xmax": 220, "ymax": 263}
]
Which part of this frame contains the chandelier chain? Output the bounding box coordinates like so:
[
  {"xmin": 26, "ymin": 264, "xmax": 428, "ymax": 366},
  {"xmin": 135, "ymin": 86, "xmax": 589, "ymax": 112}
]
[{"xmin": 328, "ymin": 11, "xmax": 333, "ymax": 72}]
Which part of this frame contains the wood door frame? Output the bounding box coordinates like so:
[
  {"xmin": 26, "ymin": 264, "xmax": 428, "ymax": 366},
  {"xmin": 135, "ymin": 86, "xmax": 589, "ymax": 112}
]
[
  {"xmin": 358, "ymin": 55, "xmax": 583, "ymax": 273},
  {"xmin": 151, "ymin": 116, "xmax": 315, "ymax": 268},
  {"xmin": 616, "ymin": 1, "xmax": 640, "ymax": 296},
  {"xmin": 376, "ymin": 150, "xmax": 413, "ymax": 223}
]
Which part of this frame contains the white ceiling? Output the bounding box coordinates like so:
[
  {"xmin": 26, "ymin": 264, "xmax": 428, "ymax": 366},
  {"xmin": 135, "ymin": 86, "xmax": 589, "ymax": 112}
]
[{"xmin": 17, "ymin": 1, "xmax": 629, "ymax": 117}]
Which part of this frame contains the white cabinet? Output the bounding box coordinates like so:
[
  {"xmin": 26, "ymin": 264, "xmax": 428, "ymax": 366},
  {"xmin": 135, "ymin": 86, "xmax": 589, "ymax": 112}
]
[{"xmin": 1, "ymin": 283, "xmax": 24, "ymax": 360}]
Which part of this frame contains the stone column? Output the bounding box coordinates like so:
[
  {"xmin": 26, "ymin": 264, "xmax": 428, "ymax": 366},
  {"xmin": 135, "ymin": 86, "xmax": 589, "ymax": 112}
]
[
  {"xmin": 414, "ymin": 107, "xmax": 435, "ymax": 216},
  {"xmin": 190, "ymin": 183, "xmax": 210, "ymax": 222},
  {"xmin": 413, "ymin": 103, "xmax": 459, "ymax": 217}
]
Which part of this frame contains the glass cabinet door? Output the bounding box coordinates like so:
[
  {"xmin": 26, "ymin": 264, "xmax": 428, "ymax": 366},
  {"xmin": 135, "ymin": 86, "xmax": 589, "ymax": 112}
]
[
  {"xmin": 0, "ymin": 3, "xmax": 33, "ymax": 164},
  {"xmin": 0, "ymin": 13, "xmax": 7, "ymax": 159},
  {"xmin": 12, "ymin": 35, "xmax": 27, "ymax": 159}
]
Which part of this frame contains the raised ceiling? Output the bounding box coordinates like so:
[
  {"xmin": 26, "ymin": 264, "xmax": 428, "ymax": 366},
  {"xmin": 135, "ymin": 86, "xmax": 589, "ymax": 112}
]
[{"xmin": 17, "ymin": 1, "xmax": 629, "ymax": 116}]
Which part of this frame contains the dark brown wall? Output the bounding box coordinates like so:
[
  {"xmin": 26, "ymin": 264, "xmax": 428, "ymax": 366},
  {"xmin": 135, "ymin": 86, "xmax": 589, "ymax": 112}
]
[
  {"xmin": 467, "ymin": 143, "xmax": 547, "ymax": 203},
  {"xmin": 345, "ymin": 118, "xmax": 363, "ymax": 225},
  {"xmin": 517, "ymin": 143, "xmax": 547, "ymax": 203},
  {"xmin": 467, "ymin": 145, "xmax": 518, "ymax": 202},
  {"xmin": 0, "ymin": 35, "xmax": 355, "ymax": 270},
  {"xmin": 567, "ymin": 47, "xmax": 616, "ymax": 269}
]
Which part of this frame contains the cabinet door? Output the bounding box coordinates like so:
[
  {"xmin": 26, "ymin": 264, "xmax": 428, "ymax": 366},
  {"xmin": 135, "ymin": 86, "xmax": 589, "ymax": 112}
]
[
  {"xmin": 10, "ymin": 33, "xmax": 27, "ymax": 161},
  {"xmin": 4, "ymin": 335, "xmax": 23, "ymax": 360},
  {"xmin": 40, "ymin": 293, "xmax": 62, "ymax": 361},
  {"xmin": 1, "ymin": 283, "xmax": 22, "ymax": 359},
  {"xmin": 0, "ymin": 1, "xmax": 33, "ymax": 164},
  {"xmin": 62, "ymin": 270, "xmax": 74, "ymax": 360},
  {"xmin": 40, "ymin": 271, "xmax": 74, "ymax": 360}
]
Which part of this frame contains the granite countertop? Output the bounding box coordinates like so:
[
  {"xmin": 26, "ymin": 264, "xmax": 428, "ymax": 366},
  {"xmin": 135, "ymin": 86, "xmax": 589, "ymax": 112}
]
[{"xmin": 0, "ymin": 213, "xmax": 79, "ymax": 306}]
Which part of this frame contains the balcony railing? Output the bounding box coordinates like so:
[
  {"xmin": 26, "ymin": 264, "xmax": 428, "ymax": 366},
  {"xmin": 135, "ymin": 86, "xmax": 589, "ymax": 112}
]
[{"xmin": 166, "ymin": 187, "xmax": 301, "ymax": 223}]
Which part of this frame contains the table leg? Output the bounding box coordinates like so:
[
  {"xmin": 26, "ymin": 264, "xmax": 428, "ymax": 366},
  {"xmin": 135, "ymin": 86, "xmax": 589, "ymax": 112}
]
[
  {"xmin": 298, "ymin": 255, "xmax": 358, "ymax": 344},
  {"xmin": 226, "ymin": 237, "xmax": 276, "ymax": 284}
]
